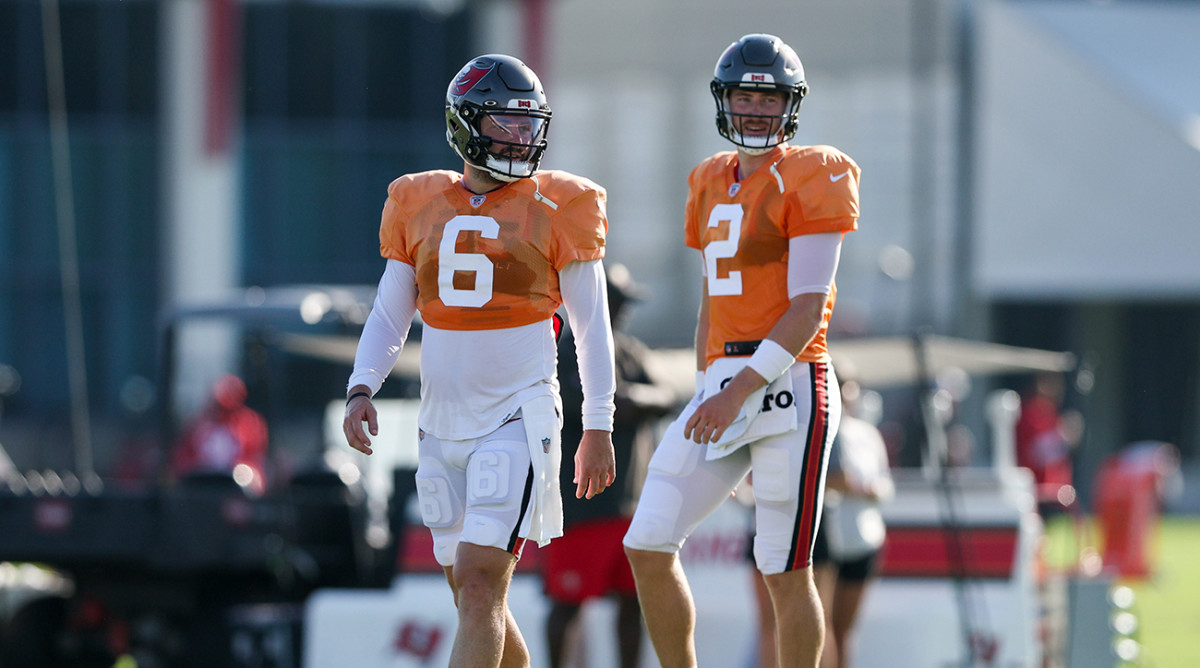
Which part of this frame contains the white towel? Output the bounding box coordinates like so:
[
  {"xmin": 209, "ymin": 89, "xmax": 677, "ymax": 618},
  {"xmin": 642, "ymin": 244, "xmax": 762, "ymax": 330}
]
[
  {"xmin": 520, "ymin": 394, "xmax": 564, "ymax": 546},
  {"xmin": 703, "ymin": 357, "xmax": 798, "ymax": 460}
]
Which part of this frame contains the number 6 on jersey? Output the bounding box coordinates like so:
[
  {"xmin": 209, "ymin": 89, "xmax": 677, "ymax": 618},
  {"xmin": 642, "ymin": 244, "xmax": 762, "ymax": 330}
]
[{"xmin": 438, "ymin": 215, "xmax": 499, "ymax": 307}]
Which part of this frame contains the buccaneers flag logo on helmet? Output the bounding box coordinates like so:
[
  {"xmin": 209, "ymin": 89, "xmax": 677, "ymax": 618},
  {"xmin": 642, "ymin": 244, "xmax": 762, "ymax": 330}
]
[{"xmin": 451, "ymin": 63, "xmax": 494, "ymax": 97}]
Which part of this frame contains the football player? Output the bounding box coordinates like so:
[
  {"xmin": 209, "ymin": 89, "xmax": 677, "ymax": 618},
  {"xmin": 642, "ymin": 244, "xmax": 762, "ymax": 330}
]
[
  {"xmin": 622, "ymin": 34, "xmax": 861, "ymax": 668},
  {"xmin": 343, "ymin": 54, "xmax": 617, "ymax": 668}
]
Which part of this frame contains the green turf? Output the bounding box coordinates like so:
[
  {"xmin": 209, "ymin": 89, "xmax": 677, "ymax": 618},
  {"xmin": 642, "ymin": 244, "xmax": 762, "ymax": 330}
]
[{"xmin": 1044, "ymin": 514, "xmax": 1200, "ymax": 667}]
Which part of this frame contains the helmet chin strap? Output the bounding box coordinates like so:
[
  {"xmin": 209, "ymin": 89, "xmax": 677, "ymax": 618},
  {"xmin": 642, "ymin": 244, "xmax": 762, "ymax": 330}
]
[
  {"xmin": 485, "ymin": 168, "xmax": 523, "ymax": 183},
  {"xmin": 736, "ymin": 145, "xmax": 773, "ymax": 156},
  {"xmin": 483, "ymin": 154, "xmax": 535, "ymax": 181},
  {"xmin": 451, "ymin": 133, "xmax": 537, "ymax": 182},
  {"xmin": 728, "ymin": 128, "xmax": 786, "ymax": 154}
]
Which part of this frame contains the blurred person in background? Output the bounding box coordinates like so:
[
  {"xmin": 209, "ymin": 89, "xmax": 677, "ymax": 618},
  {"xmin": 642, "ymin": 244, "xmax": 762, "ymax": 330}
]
[
  {"xmin": 1016, "ymin": 371, "xmax": 1083, "ymax": 514},
  {"xmin": 542, "ymin": 264, "xmax": 675, "ymax": 668},
  {"xmin": 811, "ymin": 374, "xmax": 892, "ymax": 668},
  {"xmin": 171, "ymin": 374, "xmax": 268, "ymax": 495},
  {"xmin": 623, "ymin": 33, "xmax": 861, "ymax": 668},
  {"xmin": 342, "ymin": 54, "xmax": 617, "ymax": 668}
]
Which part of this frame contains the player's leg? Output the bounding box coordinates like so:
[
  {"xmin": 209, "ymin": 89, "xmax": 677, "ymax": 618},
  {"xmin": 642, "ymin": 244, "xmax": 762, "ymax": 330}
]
[
  {"xmin": 811, "ymin": 531, "xmax": 838, "ymax": 668},
  {"xmin": 750, "ymin": 362, "xmax": 841, "ymax": 668},
  {"xmin": 422, "ymin": 418, "xmax": 537, "ymax": 668},
  {"xmin": 763, "ymin": 567, "xmax": 824, "ymax": 668},
  {"xmin": 499, "ymin": 597, "xmax": 530, "ymax": 668},
  {"xmin": 608, "ymin": 517, "xmax": 643, "ymax": 668},
  {"xmin": 622, "ymin": 549, "xmax": 694, "ymax": 668},
  {"xmin": 751, "ymin": 568, "xmax": 778, "ymax": 668},
  {"xmin": 447, "ymin": 542, "xmax": 525, "ymax": 668},
  {"xmin": 624, "ymin": 403, "xmax": 750, "ymax": 668},
  {"xmin": 812, "ymin": 571, "xmax": 838, "ymax": 667}
]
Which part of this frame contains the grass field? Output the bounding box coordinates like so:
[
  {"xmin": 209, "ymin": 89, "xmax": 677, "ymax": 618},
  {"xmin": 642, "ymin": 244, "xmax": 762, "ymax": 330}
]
[{"xmin": 1044, "ymin": 513, "xmax": 1200, "ymax": 667}]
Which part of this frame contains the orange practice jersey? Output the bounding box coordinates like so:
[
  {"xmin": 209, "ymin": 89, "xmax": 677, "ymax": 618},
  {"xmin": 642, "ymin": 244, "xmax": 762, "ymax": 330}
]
[
  {"xmin": 685, "ymin": 144, "xmax": 860, "ymax": 367},
  {"xmin": 380, "ymin": 170, "xmax": 607, "ymax": 330}
]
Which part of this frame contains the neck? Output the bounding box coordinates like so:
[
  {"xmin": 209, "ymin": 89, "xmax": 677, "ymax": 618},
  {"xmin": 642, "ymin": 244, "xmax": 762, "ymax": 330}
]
[
  {"xmin": 462, "ymin": 164, "xmax": 508, "ymax": 195},
  {"xmin": 736, "ymin": 145, "xmax": 781, "ymax": 181}
]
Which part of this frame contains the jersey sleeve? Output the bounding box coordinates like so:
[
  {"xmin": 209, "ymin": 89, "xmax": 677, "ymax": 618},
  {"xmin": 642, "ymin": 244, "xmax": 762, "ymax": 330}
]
[
  {"xmin": 785, "ymin": 147, "xmax": 861, "ymax": 237},
  {"xmin": 550, "ymin": 184, "xmax": 608, "ymax": 269},
  {"xmin": 683, "ymin": 163, "xmax": 706, "ymax": 251},
  {"xmin": 379, "ymin": 177, "xmax": 414, "ymax": 264}
]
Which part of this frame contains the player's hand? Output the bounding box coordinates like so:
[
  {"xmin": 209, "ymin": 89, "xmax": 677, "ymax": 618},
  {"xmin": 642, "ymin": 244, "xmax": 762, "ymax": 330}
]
[
  {"xmin": 684, "ymin": 392, "xmax": 742, "ymax": 444},
  {"xmin": 574, "ymin": 429, "xmax": 616, "ymax": 499},
  {"xmin": 343, "ymin": 392, "xmax": 379, "ymax": 455},
  {"xmin": 684, "ymin": 369, "xmax": 762, "ymax": 445}
]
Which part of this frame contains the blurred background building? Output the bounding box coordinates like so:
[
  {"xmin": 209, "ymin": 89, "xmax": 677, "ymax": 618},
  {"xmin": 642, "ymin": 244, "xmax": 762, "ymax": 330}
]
[{"xmin": 1, "ymin": 0, "xmax": 1198, "ymax": 507}]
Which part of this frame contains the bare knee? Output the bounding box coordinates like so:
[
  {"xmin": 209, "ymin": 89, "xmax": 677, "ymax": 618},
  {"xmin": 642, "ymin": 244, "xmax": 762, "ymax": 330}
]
[
  {"xmin": 763, "ymin": 567, "xmax": 821, "ymax": 616},
  {"xmin": 625, "ymin": 545, "xmax": 675, "ymax": 576},
  {"xmin": 452, "ymin": 543, "xmax": 516, "ymax": 611}
]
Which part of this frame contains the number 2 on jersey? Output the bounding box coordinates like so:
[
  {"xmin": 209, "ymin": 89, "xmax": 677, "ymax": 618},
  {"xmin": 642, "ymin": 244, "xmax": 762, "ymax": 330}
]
[
  {"xmin": 705, "ymin": 203, "xmax": 743, "ymax": 296},
  {"xmin": 438, "ymin": 215, "xmax": 499, "ymax": 307}
]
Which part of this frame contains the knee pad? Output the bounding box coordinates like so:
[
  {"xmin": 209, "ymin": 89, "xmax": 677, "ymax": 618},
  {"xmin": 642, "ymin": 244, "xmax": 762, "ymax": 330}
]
[
  {"xmin": 623, "ymin": 514, "xmax": 676, "ymax": 552},
  {"xmin": 623, "ymin": 484, "xmax": 684, "ymax": 552},
  {"xmin": 460, "ymin": 513, "xmax": 512, "ymax": 551},
  {"xmin": 431, "ymin": 533, "xmax": 459, "ymax": 568},
  {"xmin": 754, "ymin": 541, "xmax": 790, "ymax": 575}
]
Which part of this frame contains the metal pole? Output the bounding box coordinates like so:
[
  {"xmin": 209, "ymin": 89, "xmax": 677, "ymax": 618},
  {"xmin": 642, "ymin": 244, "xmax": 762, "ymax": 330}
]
[{"xmin": 41, "ymin": 0, "xmax": 94, "ymax": 477}]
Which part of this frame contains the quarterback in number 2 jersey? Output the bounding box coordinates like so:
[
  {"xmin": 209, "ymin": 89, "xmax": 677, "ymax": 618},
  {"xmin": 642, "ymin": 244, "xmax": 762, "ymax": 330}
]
[
  {"xmin": 624, "ymin": 33, "xmax": 861, "ymax": 668},
  {"xmin": 686, "ymin": 143, "xmax": 860, "ymax": 367}
]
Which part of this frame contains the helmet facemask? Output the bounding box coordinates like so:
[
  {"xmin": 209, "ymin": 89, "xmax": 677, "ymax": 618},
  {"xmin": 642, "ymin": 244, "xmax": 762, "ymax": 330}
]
[
  {"xmin": 712, "ymin": 83, "xmax": 803, "ymax": 155},
  {"xmin": 448, "ymin": 104, "xmax": 550, "ymax": 181}
]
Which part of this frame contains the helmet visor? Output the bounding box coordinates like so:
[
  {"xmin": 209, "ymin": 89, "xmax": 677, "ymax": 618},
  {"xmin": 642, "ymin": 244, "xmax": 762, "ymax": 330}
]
[
  {"xmin": 479, "ymin": 113, "xmax": 548, "ymax": 162},
  {"xmin": 471, "ymin": 111, "xmax": 549, "ymax": 179}
]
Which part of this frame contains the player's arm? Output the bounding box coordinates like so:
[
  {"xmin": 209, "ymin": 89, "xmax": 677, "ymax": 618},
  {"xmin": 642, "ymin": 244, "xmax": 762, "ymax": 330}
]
[
  {"xmin": 559, "ymin": 258, "xmax": 617, "ymax": 499},
  {"xmin": 686, "ymin": 232, "xmax": 844, "ymax": 444},
  {"xmin": 343, "ymin": 259, "xmax": 418, "ymax": 455}
]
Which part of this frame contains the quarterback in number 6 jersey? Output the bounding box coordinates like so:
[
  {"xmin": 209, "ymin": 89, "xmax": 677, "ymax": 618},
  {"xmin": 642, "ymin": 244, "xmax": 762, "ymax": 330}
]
[
  {"xmin": 378, "ymin": 168, "xmax": 610, "ymax": 440},
  {"xmin": 382, "ymin": 169, "xmax": 607, "ymax": 331},
  {"xmin": 343, "ymin": 54, "xmax": 616, "ymax": 668}
]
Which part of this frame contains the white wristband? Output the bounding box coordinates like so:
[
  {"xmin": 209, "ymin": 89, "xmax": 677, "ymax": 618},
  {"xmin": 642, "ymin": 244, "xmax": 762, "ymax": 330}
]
[
  {"xmin": 695, "ymin": 370, "xmax": 706, "ymax": 392},
  {"xmin": 746, "ymin": 339, "xmax": 796, "ymax": 383}
]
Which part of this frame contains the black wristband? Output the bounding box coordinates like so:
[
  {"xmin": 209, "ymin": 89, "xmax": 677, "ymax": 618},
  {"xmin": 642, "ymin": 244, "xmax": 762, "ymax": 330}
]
[{"xmin": 346, "ymin": 391, "xmax": 371, "ymax": 405}]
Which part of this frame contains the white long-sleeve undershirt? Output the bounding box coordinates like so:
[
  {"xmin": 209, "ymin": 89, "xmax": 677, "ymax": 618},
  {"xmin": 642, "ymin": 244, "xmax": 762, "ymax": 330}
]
[
  {"xmin": 787, "ymin": 232, "xmax": 843, "ymax": 297},
  {"xmin": 347, "ymin": 259, "xmax": 417, "ymax": 395},
  {"xmin": 696, "ymin": 231, "xmax": 843, "ymax": 298},
  {"xmin": 347, "ymin": 258, "xmax": 616, "ymax": 438},
  {"xmin": 558, "ymin": 259, "xmax": 617, "ymax": 432}
]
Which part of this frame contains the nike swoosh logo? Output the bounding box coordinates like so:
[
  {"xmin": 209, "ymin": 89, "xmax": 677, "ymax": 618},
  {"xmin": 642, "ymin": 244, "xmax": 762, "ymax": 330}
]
[{"xmin": 829, "ymin": 171, "xmax": 850, "ymax": 183}]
